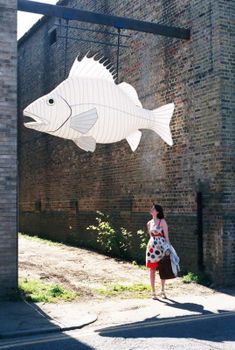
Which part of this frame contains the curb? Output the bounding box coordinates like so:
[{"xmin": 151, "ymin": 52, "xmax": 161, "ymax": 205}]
[{"xmin": 0, "ymin": 315, "xmax": 97, "ymax": 340}]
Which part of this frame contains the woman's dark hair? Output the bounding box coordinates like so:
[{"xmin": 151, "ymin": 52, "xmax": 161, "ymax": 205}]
[{"xmin": 154, "ymin": 204, "xmax": 164, "ymax": 219}]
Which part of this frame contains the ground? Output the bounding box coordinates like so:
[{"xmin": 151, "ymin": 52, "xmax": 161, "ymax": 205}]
[
  {"xmin": 19, "ymin": 234, "xmax": 214, "ymax": 301},
  {"xmin": 18, "ymin": 234, "xmax": 225, "ymax": 328}
]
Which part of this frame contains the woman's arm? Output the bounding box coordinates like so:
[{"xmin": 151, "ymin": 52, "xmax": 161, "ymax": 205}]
[
  {"xmin": 147, "ymin": 221, "xmax": 151, "ymax": 237},
  {"xmin": 162, "ymin": 219, "xmax": 170, "ymax": 244}
]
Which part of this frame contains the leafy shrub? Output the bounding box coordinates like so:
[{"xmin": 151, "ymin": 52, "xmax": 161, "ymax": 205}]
[
  {"xmin": 87, "ymin": 211, "xmax": 147, "ymax": 261},
  {"xmin": 132, "ymin": 229, "xmax": 149, "ymax": 263},
  {"xmin": 87, "ymin": 211, "xmax": 120, "ymax": 255},
  {"xmin": 182, "ymin": 271, "xmax": 211, "ymax": 286}
]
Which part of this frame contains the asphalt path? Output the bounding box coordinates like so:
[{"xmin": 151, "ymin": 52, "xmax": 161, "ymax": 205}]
[{"xmin": 0, "ymin": 310, "xmax": 235, "ymax": 350}]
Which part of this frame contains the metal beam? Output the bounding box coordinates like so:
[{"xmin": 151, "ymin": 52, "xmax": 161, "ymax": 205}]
[{"xmin": 18, "ymin": 0, "xmax": 190, "ymax": 40}]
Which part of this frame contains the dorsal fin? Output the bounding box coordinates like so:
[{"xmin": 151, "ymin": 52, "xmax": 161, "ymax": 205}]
[
  {"xmin": 69, "ymin": 54, "xmax": 116, "ymax": 82},
  {"xmin": 118, "ymin": 82, "xmax": 142, "ymax": 107}
]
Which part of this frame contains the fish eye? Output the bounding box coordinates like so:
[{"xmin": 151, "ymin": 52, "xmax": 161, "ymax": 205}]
[{"xmin": 47, "ymin": 98, "xmax": 55, "ymax": 106}]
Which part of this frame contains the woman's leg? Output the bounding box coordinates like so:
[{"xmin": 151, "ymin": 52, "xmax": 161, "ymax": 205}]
[
  {"xmin": 150, "ymin": 268, "xmax": 156, "ymax": 297},
  {"xmin": 160, "ymin": 279, "xmax": 166, "ymax": 298}
]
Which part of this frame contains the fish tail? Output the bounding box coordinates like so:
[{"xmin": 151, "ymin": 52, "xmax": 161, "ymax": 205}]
[{"xmin": 150, "ymin": 103, "xmax": 174, "ymax": 146}]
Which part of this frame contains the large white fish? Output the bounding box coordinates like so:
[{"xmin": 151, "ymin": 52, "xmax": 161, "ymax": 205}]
[{"xmin": 24, "ymin": 54, "xmax": 174, "ymax": 152}]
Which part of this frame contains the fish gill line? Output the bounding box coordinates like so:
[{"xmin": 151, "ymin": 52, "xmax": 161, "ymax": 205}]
[{"xmin": 47, "ymin": 95, "xmax": 72, "ymax": 133}]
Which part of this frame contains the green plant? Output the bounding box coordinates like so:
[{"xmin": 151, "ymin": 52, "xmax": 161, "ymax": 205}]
[
  {"xmin": 87, "ymin": 212, "xmax": 149, "ymax": 263},
  {"xmin": 136, "ymin": 229, "xmax": 149, "ymax": 251},
  {"xmin": 95, "ymin": 283, "xmax": 151, "ymax": 298},
  {"xmin": 182, "ymin": 272, "xmax": 200, "ymax": 283},
  {"xmin": 18, "ymin": 278, "xmax": 78, "ymax": 303},
  {"xmin": 118, "ymin": 227, "xmax": 132, "ymax": 258},
  {"xmin": 87, "ymin": 211, "xmax": 119, "ymax": 255},
  {"xmin": 87, "ymin": 211, "xmax": 133, "ymax": 258},
  {"xmin": 133, "ymin": 229, "xmax": 149, "ymax": 263},
  {"xmin": 182, "ymin": 272, "xmax": 211, "ymax": 286}
]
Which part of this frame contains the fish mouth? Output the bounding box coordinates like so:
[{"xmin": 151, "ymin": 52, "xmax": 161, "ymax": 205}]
[{"xmin": 23, "ymin": 110, "xmax": 48, "ymax": 127}]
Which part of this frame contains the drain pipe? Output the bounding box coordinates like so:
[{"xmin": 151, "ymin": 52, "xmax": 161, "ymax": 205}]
[{"xmin": 197, "ymin": 191, "xmax": 204, "ymax": 271}]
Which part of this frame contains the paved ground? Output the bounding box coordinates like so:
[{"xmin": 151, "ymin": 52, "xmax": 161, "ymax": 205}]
[
  {"xmin": 0, "ymin": 290, "xmax": 234, "ymax": 349},
  {"xmin": 0, "ymin": 235, "xmax": 234, "ymax": 344},
  {"xmin": 0, "ymin": 283, "xmax": 234, "ymax": 340}
]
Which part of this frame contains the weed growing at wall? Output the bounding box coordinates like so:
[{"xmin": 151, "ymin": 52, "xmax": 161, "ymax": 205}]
[
  {"xmin": 86, "ymin": 211, "xmax": 148, "ymax": 262},
  {"xmin": 87, "ymin": 211, "xmax": 120, "ymax": 256},
  {"xmin": 182, "ymin": 272, "xmax": 211, "ymax": 286}
]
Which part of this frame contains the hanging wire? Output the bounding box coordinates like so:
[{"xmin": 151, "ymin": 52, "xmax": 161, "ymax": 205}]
[
  {"xmin": 55, "ymin": 23, "xmax": 129, "ymax": 38},
  {"xmin": 116, "ymin": 28, "xmax": 121, "ymax": 83},
  {"xmin": 64, "ymin": 19, "xmax": 69, "ymax": 77},
  {"xmin": 56, "ymin": 23, "xmax": 129, "ymax": 48}
]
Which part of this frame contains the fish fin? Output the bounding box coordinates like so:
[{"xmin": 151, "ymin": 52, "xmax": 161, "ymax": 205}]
[
  {"xmin": 126, "ymin": 130, "xmax": 142, "ymax": 151},
  {"xmin": 69, "ymin": 54, "xmax": 116, "ymax": 82},
  {"xmin": 73, "ymin": 136, "xmax": 96, "ymax": 152},
  {"xmin": 118, "ymin": 82, "xmax": 142, "ymax": 107},
  {"xmin": 150, "ymin": 103, "xmax": 174, "ymax": 146},
  {"xmin": 70, "ymin": 108, "xmax": 98, "ymax": 134}
]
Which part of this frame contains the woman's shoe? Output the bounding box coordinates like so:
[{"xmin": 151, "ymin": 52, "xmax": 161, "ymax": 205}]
[
  {"xmin": 161, "ymin": 290, "xmax": 167, "ymax": 299},
  {"xmin": 151, "ymin": 292, "xmax": 157, "ymax": 300}
]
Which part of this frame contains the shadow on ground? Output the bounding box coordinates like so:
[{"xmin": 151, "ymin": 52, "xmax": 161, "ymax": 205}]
[
  {"xmin": 0, "ymin": 301, "xmax": 95, "ymax": 349},
  {"xmin": 215, "ymin": 286, "xmax": 235, "ymax": 297},
  {"xmin": 97, "ymin": 299, "xmax": 235, "ymax": 343}
]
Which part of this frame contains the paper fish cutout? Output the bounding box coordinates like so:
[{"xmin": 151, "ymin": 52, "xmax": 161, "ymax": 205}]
[{"xmin": 24, "ymin": 54, "xmax": 174, "ymax": 152}]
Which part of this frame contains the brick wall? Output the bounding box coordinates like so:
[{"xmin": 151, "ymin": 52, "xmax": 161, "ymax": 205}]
[
  {"xmin": 219, "ymin": 0, "xmax": 235, "ymax": 284},
  {"xmin": 18, "ymin": 0, "xmax": 235, "ymax": 285},
  {"xmin": 0, "ymin": 0, "xmax": 18, "ymax": 296}
]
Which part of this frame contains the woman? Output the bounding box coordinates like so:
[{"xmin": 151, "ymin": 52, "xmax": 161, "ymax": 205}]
[{"xmin": 146, "ymin": 204, "xmax": 171, "ymax": 299}]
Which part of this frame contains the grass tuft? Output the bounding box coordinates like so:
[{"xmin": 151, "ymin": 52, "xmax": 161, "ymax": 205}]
[
  {"xmin": 19, "ymin": 278, "xmax": 78, "ymax": 303},
  {"xmin": 182, "ymin": 272, "xmax": 211, "ymax": 286},
  {"xmin": 19, "ymin": 233, "xmax": 63, "ymax": 247},
  {"xmin": 95, "ymin": 283, "xmax": 151, "ymax": 298}
]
